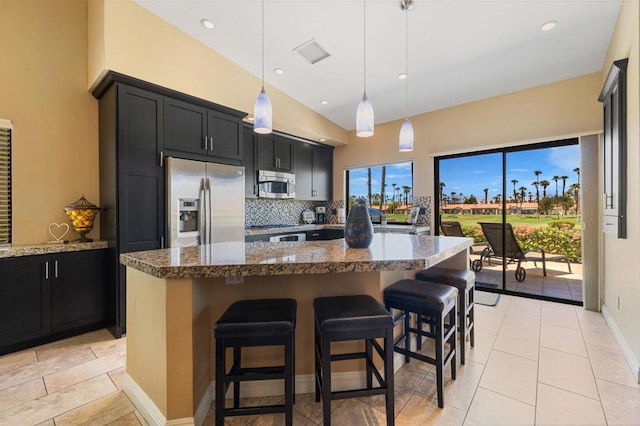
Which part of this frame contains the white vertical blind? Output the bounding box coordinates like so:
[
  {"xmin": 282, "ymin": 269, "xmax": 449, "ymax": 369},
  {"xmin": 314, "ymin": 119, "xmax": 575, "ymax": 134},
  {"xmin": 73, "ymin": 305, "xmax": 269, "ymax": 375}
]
[{"xmin": 0, "ymin": 119, "xmax": 11, "ymax": 246}]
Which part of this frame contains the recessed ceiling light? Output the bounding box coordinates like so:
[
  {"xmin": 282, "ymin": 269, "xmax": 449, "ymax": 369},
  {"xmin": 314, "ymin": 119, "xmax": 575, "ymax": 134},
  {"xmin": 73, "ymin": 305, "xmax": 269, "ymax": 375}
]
[
  {"xmin": 274, "ymin": 68, "xmax": 284, "ymax": 75},
  {"xmin": 398, "ymin": 73, "xmax": 407, "ymax": 80},
  {"xmin": 200, "ymin": 19, "xmax": 215, "ymax": 30},
  {"xmin": 541, "ymin": 21, "xmax": 557, "ymax": 32},
  {"xmin": 320, "ymin": 100, "xmax": 329, "ymax": 105},
  {"xmin": 319, "ymin": 138, "xmax": 327, "ymax": 142}
]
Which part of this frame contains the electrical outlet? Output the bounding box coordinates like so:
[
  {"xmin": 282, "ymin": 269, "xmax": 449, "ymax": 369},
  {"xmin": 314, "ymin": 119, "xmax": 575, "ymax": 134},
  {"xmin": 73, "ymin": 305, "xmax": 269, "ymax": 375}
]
[{"xmin": 225, "ymin": 276, "xmax": 244, "ymax": 285}]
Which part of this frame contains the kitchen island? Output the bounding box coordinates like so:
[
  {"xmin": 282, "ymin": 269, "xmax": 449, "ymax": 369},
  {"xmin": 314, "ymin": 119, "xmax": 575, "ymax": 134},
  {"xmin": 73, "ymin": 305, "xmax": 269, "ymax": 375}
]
[{"xmin": 120, "ymin": 233, "xmax": 472, "ymax": 425}]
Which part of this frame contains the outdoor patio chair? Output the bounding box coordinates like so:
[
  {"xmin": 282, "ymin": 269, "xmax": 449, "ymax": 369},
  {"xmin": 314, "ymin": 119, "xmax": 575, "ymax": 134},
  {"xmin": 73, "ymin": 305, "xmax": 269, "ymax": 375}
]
[
  {"xmin": 477, "ymin": 222, "xmax": 572, "ymax": 282},
  {"xmin": 440, "ymin": 221, "xmax": 489, "ymax": 272}
]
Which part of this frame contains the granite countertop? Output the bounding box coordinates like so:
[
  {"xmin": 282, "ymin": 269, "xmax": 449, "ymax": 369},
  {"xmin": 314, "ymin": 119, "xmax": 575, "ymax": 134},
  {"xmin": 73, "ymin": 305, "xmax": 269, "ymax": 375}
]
[
  {"xmin": 120, "ymin": 234, "xmax": 470, "ymax": 279},
  {"xmin": 0, "ymin": 241, "xmax": 108, "ymax": 259},
  {"xmin": 245, "ymin": 223, "xmax": 430, "ymax": 236}
]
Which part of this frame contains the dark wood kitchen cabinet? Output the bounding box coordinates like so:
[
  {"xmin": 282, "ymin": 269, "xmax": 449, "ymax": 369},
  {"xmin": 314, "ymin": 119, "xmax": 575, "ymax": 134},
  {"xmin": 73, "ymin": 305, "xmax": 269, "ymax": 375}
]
[
  {"xmin": 98, "ymin": 81, "xmax": 165, "ymax": 337},
  {"xmin": 256, "ymin": 134, "xmax": 293, "ymax": 172},
  {"xmin": 294, "ymin": 143, "xmax": 333, "ymax": 201},
  {"xmin": 0, "ymin": 250, "xmax": 107, "ymax": 356},
  {"xmin": 164, "ymin": 97, "xmax": 242, "ymax": 165}
]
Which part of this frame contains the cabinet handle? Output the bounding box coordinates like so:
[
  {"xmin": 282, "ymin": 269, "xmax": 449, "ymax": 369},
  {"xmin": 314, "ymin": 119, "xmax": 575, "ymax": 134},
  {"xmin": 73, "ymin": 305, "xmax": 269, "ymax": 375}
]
[
  {"xmin": 45, "ymin": 261, "xmax": 49, "ymax": 280},
  {"xmin": 203, "ymin": 136, "xmax": 208, "ymax": 150},
  {"xmin": 54, "ymin": 260, "xmax": 59, "ymax": 278},
  {"xmin": 161, "ymin": 236, "xmax": 165, "ymax": 249},
  {"xmin": 159, "ymin": 151, "xmax": 164, "ymax": 167},
  {"xmin": 209, "ymin": 136, "xmax": 213, "ymax": 151},
  {"xmin": 254, "ymin": 184, "xmax": 258, "ymax": 195}
]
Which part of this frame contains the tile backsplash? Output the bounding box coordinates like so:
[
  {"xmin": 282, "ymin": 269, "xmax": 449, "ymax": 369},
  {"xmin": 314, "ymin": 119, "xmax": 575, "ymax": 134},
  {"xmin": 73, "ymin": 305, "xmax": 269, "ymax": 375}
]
[{"xmin": 245, "ymin": 197, "xmax": 430, "ymax": 227}]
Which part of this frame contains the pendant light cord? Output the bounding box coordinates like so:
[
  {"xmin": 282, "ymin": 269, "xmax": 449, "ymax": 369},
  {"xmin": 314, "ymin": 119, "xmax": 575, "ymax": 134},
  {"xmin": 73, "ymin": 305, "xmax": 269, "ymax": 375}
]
[
  {"xmin": 261, "ymin": 0, "xmax": 265, "ymax": 90},
  {"xmin": 363, "ymin": 0, "xmax": 367, "ymax": 95},
  {"xmin": 405, "ymin": 5, "xmax": 409, "ymax": 119}
]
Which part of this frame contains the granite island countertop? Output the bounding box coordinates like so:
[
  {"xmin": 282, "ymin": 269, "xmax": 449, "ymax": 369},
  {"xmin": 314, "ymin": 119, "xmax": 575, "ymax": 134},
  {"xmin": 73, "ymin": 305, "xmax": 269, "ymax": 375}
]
[
  {"xmin": 120, "ymin": 233, "xmax": 470, "ymax": 279},
  {"xmin": 0, "ymin": 241, "xmax": 108, "ymax": 258},
  {"xmin": 245, "ymin": 223, "xmax": 430, "ymax": 236}
]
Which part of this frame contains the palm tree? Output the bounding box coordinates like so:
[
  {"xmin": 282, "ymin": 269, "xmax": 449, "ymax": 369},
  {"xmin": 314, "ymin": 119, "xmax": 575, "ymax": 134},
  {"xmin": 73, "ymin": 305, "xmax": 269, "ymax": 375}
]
[
  {"xmin": 451, "ymin": 191, "xmax": 456, "ymax": 204},
  {"xmin": 459, "ymin": 192, "xmax": 464, "ymax": 204},
  {"xmin": 402, "ymin": 185, "xmax": 411, "ymax": 207},
  {"xmin": 533, "ymin": 170, "xmax": 542, "ymax": 216},
  {"xmin": 518, "ymin": 186, "xmax": 527, "ymax": 216},
  {"xmin": 560, "ymin": 175, "xmax": 569, "ymax": 214},
  {"xmin": 552, "ymin": 176, "xmax": 560, "ymax": 217},
  {"xmin": 380, "ymin": 166, "xmax": 386, "ymax": 212},
  {"xmin": 573, "ymin": 167, "xmax": 580, "ymax": 183},
  {"xmin": 395, "ymin": 186, "xmax": 401, "ymax": 211},
  {"xmin": 540, "ymin": 180, "xmax": 550, "ymax": 198},
  {"xmin": 511, "ymin": 179, "xmax": 519, "ymax": 202},
  {"xmin": 483, "ymin": 188, "xmax": 489, "ymax": 204},
  {"xmin": 367, "ymin": 168, "xmax": 372, "ymax": 207},
  {"xmin": 391, "ymin": 183, "xmax": 397, "ymax": 206},
  {"xmin": 439, "ymin": 182, "xmax": 446, "ymax": 206}
]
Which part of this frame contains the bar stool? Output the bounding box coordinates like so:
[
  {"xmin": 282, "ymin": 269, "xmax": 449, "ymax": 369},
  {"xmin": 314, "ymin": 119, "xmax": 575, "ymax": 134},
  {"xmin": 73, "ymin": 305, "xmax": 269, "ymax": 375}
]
[
  {"xmin": 314, "ymin": 295, "xmax": 395, "ymax": 426},
  {"xmin": 383, "ymin": 279, "xmax": 457, "ymax": 408},
  {"xmin": 214, "ymin": 298, "xmax": 297, "ymax": 426},
  {"xmin": 416, "ymin": 267, "xmax": 475, "ymax": 364}
]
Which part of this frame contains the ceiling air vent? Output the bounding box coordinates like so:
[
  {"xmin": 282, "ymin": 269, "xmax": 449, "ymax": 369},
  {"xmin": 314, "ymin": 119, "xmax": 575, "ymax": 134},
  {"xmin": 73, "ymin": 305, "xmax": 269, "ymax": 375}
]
[{"xmin": 293, "ymin": 38, "xmax": 331, "ymax": 64}]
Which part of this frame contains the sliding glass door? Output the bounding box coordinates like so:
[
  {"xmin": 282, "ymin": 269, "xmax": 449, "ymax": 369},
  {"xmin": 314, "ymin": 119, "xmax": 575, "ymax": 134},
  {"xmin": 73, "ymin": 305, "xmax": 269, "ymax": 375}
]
[{"xmin": 435, "ymin": 140, "xmax": 582, "ymax": 304}]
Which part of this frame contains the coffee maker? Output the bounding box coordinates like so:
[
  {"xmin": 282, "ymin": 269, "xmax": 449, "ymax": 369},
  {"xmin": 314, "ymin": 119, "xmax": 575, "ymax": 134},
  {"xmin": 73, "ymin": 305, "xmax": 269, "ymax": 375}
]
[{"xmin": 315, "ymin": 206, "xmax": 326, "ymax": 224}]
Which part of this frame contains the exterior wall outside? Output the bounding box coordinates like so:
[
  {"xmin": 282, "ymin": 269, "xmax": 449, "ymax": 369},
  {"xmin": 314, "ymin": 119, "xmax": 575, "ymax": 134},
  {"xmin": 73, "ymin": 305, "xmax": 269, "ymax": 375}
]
[
  {"xmin": 600, "ymin": 0, "xmax": 640, "ymax": 379},
  {"xmin": 0, "ymin": 0, "xmax": 100, "ymax": 245}
]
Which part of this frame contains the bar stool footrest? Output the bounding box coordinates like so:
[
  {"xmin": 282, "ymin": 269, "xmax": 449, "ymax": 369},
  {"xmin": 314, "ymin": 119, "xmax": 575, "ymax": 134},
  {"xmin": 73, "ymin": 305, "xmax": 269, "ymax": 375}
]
[{"xmin": 223, "ymin": 405, "xmax": 286, "ymax": 417}]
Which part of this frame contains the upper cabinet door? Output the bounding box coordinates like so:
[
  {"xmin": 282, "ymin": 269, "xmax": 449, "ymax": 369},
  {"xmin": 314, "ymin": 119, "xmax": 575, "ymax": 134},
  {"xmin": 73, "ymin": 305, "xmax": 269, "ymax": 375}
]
[
  {"xmin": 313, "ymin": 147, "xmax": 333, "ymax": 201},
  {"xmin": 257, "ymin": 135, "xmax": 293, "ymax": 172},
  {"xmin": 117, "ymin": 85, "xmax": 163, "ymax": 169},
  {"xmin": 207, "ymin": 110, "xmax": 242, "ymax": 162},
  {"xmin": 163, "ymin": 97, "xmax": 208, "ymax": 156},
  {"xmin": 294, "ymin": 143, "xmax": 313, "ymax": 200},
  {"xmin": 274, "ymin": 137, "xmax": 293, "ymax": 172}
]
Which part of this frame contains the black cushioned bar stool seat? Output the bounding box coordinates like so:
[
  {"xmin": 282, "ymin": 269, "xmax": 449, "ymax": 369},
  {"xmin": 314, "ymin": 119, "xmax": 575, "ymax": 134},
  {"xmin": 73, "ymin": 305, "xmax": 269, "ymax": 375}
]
[
  {"xmin": 314, "ymin": 295, "xmax": 395, "ymax": 426},
  {"xmin": 384, "ymin": 279, "xmax": 458, "ymax": 408},
  {"xmin": 415, "ymin": 267, "xmax": 475, "ymax": 364},
  {"xmin": 214, "ymin": 298, "xmax": 297, "ymax": 426}
]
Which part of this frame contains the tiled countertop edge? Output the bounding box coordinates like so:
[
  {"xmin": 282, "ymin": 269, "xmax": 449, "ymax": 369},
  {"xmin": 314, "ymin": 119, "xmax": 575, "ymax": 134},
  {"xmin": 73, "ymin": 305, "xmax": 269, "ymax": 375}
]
[{"xmin": 0, "ymin": 241, "xmax": 108, "ymax": 258}]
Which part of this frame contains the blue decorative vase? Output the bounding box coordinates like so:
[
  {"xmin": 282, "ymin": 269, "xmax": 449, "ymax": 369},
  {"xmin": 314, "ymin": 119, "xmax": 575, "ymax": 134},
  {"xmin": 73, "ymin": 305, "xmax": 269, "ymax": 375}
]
[{"xmin": 344, "ymin": 199, "xmax": 374, "ymax": 248}]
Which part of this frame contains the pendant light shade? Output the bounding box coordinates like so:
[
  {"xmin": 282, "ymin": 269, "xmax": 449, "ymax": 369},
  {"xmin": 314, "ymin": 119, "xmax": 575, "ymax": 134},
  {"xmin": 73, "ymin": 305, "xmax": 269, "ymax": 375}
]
[
  {"xmin": 356, "ymin": 0, "xmax": 374, "ymax": 138},
  {"xmin": 254, "ymin": 0, "xmax": 272, "ymax": 134},
  {"xmin": 398, "ymin": 118, "xmax": 414, "ymax": 152},
  {"xmin": 356, "ymin": 93, "xmax": 374, "ymax": 137},
  {"xmin": 254, "ymin": 87, "xmax": 272, "ymax": 134}
]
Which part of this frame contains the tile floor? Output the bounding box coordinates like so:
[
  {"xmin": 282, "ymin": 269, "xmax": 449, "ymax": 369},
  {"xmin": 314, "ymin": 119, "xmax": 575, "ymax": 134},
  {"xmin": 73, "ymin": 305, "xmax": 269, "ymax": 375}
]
[
  {"xmin": 1, "ymin": 293, "xmax": 639, "ymax": 425},
  {"xmin": 473, "ymin": 258, "xmax": 583, "ymax": 302}
]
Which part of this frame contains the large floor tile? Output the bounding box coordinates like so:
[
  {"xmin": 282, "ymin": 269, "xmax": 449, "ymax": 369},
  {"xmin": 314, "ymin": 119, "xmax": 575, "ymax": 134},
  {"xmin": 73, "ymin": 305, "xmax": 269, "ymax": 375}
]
[
  {"xmin": 328, "ymin": 398, "xmax": 388, "ymax": 425},
  {"xmin": 540, "ymin": 323, "xmax": 587, "ymax": 357},
  {"xmin": 108, "ymin": 366, "xmax": 127, "ymax": 390},
  {"xmin": 90, "ymin": 336, "xmax": 127, "ymax": 359},
  {"xmin": 291, "ymin": 392, "xmax": 343, "ymax": 425},
  {"xmin": 0, "ymin": 378, "xmax": 46, "ymax": 413},
  {"xmin": 479, "ymin": 350, "xmax": 538, "ymax": 405},
  {"xmin": 535, "ymin": 383, "xmax": 605, "ymax": 426},
  {"xmin": 0, "ymin": 374, "xmax": 117, "ymax": 425},
  {"xmin": 35, "ymin": 329, "xmax": 115, "ymax": 362},
  {"xmin": 240, "ymin": 411, "xmax": 315, "ymax": 426},
  {"xmin": 0, "ymin": 347, "xmax": 96, "ymax": 392},
  {"xmin": 463, "ymin": 387, "xmax": 534, "ymax": 426},
  {"xmin": 473, "ymin": 309, "xmax": 504, "ymax": 335},
  {"xmin": 580, "ymin": 322, "xmax": 620, "ymax": 350},
  {"xmin": 587, "ymin": 344, "xmax": 640, "ymax": 388},
  {"xmin": 44, "ymin": 350, "xmax": 126, "ymax": 393},
  {"xmin": 55, "ymin": 391, "xmax": 135, "ymax": 425},
  {"xmin": 416, "ymin": 359, "xmax": 485, "ymax": 412},
  {"xmin": 503, "ymin": 307, "xmax": 541, "ymax": 332},
  {"xmin": 395, "ymin": 392, "xmax": 466, "ymax": 426},
  {"xmin": 464, "ymin": 330, "xmax": 496, "ymax": 365},
  {"xmin": 538, "ymin": 347, "xmax": 598, "ymax": 399},
  {"xmin": 596, "ymin": 378, "xmax": 640, "ymax": 425},
  {"xmin": 493, "ymin": 324, "xmax": 540, "ymax": 361},
  {"xmin": 0, "ymin": 349, "xmax": 38, "ymax": 376},
  {"xmin": 107, "ymin": 411, "xmax": 142, "ymax": 425},
  {"xmin": 541, "ymin": 305, "xmax": 580, "ymax": 330},
  {"xmin": 393, "ymin": 358, "xmax": 431, "ymax": 391}
]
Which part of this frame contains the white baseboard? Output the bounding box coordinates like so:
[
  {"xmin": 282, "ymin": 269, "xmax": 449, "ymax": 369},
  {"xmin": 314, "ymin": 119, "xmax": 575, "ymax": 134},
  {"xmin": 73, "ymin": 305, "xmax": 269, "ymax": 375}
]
[
  {"xmin": 123, "ymin": 373, "xmax": 195, "ymax": 426},
  {"xmin": 601, "ymin": 304, "xmax": 640, "ymax": 384}
]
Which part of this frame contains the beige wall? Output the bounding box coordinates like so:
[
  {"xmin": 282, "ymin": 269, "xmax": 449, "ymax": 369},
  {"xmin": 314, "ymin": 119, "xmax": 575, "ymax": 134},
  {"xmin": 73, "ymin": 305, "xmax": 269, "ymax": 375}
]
[
  {"xmin": 600, "ymin": 0, "xmax": 640, "ymax": 376},
  {"xmin": 333, "ymin": 73, "xmax": 602, "ymax": 198},
  {"xmin": 91, "ymin": 0, "xmax": 348, "ymax": 146},
  {"xmin": 0, "ymin": 0, "xmax": 100, "ymax": 245}
]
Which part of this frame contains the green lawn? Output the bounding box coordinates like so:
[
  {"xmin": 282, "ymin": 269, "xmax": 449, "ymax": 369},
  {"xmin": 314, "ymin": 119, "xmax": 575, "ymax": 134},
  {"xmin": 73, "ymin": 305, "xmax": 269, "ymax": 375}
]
[{"xmin": 441, "ymin": 214, "xmax": 579, "ymax": 229}]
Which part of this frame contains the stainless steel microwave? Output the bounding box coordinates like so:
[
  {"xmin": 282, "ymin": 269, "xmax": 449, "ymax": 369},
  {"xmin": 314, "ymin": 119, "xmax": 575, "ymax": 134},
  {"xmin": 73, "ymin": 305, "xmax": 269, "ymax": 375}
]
[{"xmin": 258, "ymin": 170, "xmax": 295, "ymax": 199}]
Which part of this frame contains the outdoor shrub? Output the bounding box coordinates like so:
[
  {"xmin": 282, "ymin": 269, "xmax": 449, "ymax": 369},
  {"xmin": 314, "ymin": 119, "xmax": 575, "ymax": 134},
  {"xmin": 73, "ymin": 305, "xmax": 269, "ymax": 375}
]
[
  {"xmin": 514, "ymin": 225, "xmax": 581, "ymax": 262},
  {"xmin": 549, "ymin": 220, "xmax": 574, "ymax": 230},
  {"xmin": 461, "ymin": 225, "xmax": 486, "ymax": 243}
]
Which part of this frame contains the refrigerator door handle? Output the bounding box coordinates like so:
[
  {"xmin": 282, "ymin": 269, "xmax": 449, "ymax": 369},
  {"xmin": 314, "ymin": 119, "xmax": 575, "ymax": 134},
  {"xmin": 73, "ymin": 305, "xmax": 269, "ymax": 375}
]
[
  {"xmin": 199, "ymin": 177, "xmax": 206, "ymax": 245},
  {"xmin": 205, "ymin": 177, "xmax": 213, "ymax": 245}
]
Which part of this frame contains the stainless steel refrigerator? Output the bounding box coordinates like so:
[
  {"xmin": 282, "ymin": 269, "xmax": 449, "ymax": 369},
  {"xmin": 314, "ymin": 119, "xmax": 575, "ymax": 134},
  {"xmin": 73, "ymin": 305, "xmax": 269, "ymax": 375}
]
[{"xmin": 166, "ymin": 157, "xmax": 245, "ymax": 247}]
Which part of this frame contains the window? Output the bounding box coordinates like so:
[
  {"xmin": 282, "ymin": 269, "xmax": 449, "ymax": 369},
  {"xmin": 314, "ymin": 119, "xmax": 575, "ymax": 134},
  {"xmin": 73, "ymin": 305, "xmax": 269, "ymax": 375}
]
[
  {"xmin": 346, "ymin": 161, "xmax": 413, "ymax": 224},
  {"xmin": 0, "ymin": 119, "xmax": 11, "ymax": 246}
]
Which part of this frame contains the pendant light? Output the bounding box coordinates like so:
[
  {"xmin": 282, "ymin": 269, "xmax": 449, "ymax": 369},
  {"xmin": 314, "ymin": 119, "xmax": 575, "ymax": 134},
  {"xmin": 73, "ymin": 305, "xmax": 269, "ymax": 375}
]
[
  {"xmin": 398, "ymin": 0, "xmax": 414, "ymax": 152},
  {"xmin": 254, "ymin": 0, "xmax": 272, "ymax": 134},
  {"xmin": 356, "ymin": 0, "xmax": 374, "ymax": 137}
]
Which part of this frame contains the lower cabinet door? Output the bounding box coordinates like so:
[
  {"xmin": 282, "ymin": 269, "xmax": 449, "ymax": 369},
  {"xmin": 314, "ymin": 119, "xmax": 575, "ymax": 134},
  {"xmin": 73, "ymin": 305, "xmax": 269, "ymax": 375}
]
[
  {"xmin": 0, "ymin": 256, "xmax": 51, "ymax": 349},
  {"xmin": 51, "ymin": 250, "xmax": 106, "ymax": 333}
]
